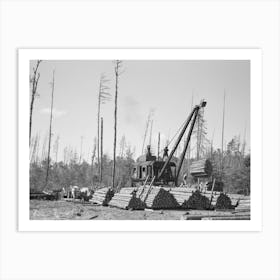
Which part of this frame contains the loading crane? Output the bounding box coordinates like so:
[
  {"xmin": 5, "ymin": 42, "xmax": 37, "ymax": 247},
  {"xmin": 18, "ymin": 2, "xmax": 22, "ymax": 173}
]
[{"xmin": 131, "ymin": 99, "xmax": 207, "ymax": 187}]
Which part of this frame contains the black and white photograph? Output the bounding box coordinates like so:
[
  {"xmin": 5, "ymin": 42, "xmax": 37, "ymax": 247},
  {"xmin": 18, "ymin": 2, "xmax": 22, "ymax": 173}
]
[
  {"xmin": 28, "ymin": 56, "xmax": 251, "ymax": 221},
  {"xmin": 2, "ymin": 1, "xmax": 279, "ymax": 280}
]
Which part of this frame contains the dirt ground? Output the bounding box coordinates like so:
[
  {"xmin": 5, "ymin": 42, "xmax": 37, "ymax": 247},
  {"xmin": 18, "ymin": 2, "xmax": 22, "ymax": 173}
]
[
  {"xmin": 29, "ymin": 200, "xmax": 249, "ymax": 220},
  {"xmin": 30, "ymin": 200, "xmax": 188, "ymax": 220}
]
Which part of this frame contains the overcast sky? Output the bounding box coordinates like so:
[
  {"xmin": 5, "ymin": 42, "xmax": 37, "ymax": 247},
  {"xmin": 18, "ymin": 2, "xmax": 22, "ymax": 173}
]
[{"xmin": 30, "ymin": 60, "xmax": 250, "ymax": 162}]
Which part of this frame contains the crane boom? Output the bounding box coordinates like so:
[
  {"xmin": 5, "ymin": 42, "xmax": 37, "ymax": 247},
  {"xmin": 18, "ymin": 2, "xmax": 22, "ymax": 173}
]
[{"xmin": 158, "ymin": 100, "xmax": 206, "ymax": 183}]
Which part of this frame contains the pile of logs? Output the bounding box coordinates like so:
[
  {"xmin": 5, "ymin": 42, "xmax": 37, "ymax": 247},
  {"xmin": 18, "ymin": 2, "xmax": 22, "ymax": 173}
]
[
  {"xmin": 90, "ymin": 185, "xmax": 250, "ymax": 212},
  {"xmin": 163, "ymin": 187, "xmax": 220, "ymax": 208},
  {"xmin": 142, "ymin": 187, "xmax": 179, "ymax": 209},
  {"xmin": 234, "ymin": 197, "xmax": 250, "ymax": 212},
  {"xmin": 189, "ymin": 159, "xmax": 212, "ymax": 177},
  {"xmin": 165, "ymin": 187, "xmax": 195, "ymax": 206},
  {"xmin": 90, "ymin": 187, "xmax": 114, "ymax": 206},
  {"xmin": 115, "ymin": 186, "xmax": 179, "ymax": 209},
  {"xmin": 215, "ymin": 193, "xmax": 235, "ymax": 210},
  {"xmin": 108, "ymin": 192, "xmax": 145, "ymax": 210},
  {"xmin": 181, "ymin": 190, "xmax": 211, "ymax": 210}
]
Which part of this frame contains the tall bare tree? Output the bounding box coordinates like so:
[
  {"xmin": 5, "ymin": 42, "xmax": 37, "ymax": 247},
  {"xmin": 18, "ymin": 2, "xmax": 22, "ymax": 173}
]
[
  {"xmin": 141, "ymin": 109, "xmax": 154, "ymax": 154},
  {"xmin": 30, "ymin": 133, "xmax": 40, "ymax": 163},
  {"xmin": 97, "ymin": 73, "xmax": 111, "ymax": 180},
  {"xmin": 29, "ymin": 60, "xmax": 42, "ymax": 145},
  {"xmin": 221, "ymin": 90, "xmax": 226, "ymax": 177},
  {"xmin": 100, "ymin": 117, "xmax": 104, "ymax": 182},
  {"xmin": 157, "ymin": 132, "xmax": 161, "ymax": 160},
  {"xmin": 41, "ymin": 133, "xmax": 48, "ymax": 163},
  {"xmin": 44, "ymin": 70, "xmax": 55, "ymax": 191},
  {"xmin": 112, "ymin": 60, "xmax": 122, "ymax": 189},
  {"xmin": 241, "ymin": 124, "xmax": 246, "ymax": 156},
  {"xmin": 79, "ymin": 136, "xmax": 84, "ymax": 164},
  {"xmin": 53, "ymin": 135, "xmax": 60, "ymax": 163},
  {"xmin": 91, "ymin": 138, "xmax": 97, "ymax": 186},
  {"xmin": 119, "ymin": 135, "xmax": 127, "ymax": 158},
  {"xmin": 149, "ymin": 119, "xmax": 154, "ymax": 146},
  {"xmin": 63, "ymin": 147, "xmax": 68, "ymax": 165}
]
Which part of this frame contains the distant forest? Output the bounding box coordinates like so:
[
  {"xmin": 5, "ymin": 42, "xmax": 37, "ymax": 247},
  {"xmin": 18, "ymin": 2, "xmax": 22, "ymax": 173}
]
[{"xmin": 30, "ymin": 133, "xmax": 250, "ymax": 195}]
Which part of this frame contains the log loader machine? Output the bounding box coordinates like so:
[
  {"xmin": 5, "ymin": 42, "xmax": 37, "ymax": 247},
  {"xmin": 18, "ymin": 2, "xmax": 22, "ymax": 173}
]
[{"xmin": 131, "ymin": 99, "xmax": 209, "ymax": 187}]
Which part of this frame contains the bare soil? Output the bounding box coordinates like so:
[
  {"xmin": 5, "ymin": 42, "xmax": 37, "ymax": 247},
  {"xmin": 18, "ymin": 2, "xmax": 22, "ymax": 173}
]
[
  {"xmin": 29, "ymin": 200, "xmax": 249, "ymax": 220},
  {"xmin": 29, "ymin": 200, "xmax": 200, "ymax": 220}
]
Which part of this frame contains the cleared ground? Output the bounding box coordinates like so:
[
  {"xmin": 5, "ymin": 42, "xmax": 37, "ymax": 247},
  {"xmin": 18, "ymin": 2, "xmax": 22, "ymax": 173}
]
[{"xmin": 30, "ymin": 200, "xmax": 250, "ymax": 220}]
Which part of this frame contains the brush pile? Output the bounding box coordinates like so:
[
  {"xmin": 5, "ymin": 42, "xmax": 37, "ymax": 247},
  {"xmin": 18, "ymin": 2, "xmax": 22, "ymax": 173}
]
[
  {"xmin": 181, "ymin": 190, "xmax": 211, "ymax": 210},
  {"xmin": 90, "ymin": 187, "xmax": 114, "ymax": 206},
  {"xmin": 190, "ymin": 159, "xmax": 212, "ymax": 177},
  {"xmin": 215, "ymin": 193, "xmax": 235, "ymax": 210}
]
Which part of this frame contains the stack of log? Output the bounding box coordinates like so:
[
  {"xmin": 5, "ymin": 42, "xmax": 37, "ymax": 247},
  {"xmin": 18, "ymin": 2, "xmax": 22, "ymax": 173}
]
[
  {"xmin": 142, "ymin": 187, "xmax": 179, "ymax": 209},
  {"xmin": 165, "ymin": 187, "xmax": 195, "ymax": 206},
  {"xmin": 234, "ymin": 196, "xmax": 250, "ymax": 212},
  {"xmin": 108, "ymin": 192, "xmax": 145, "ymax": 210},
  {"xmin": 225, "ymin": 193, "xmax": 248, "ymax": 204},
  {"xmin": 190, "ymin": 159, "xmax": 212, "ymax": 177},
  {"xmin": 181, "ymin": 190, "xmax": 211, "ymax": 210},
  {"xmin": 90, "ymin": 187, "xmax": 114, "ymax": 206},
  {"xmin": 119, "ymin": 187, "xmax": 136, "ymax": 195},
  {"xmin": 215, "ymin": 193, "xmax": 235, "ymax": 210},
  {"xmin": 163, "ymin": 187, "xmax": 220, "ymax": 208}
]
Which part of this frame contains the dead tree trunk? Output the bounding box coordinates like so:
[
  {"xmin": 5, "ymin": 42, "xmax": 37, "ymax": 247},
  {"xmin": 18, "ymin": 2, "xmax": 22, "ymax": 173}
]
[
  {"xmin": 79, "ymin": 136, "xmax": 83, "ymax": 164},
  {"xmin": 157, "ymin": 132, "xmax": 161, "ymax": 160},
  {"xmin": 41, "ymin": 133, "xmax": 48, "ymax": 164},
  {"xmin": 100, "ymin": 117, "xmax": 103, "ymax": 183},
  {"xmin": 53, "ymin": 135, "xmax": 60, "ymax": 163},
  {"xmin": 97, "ymin": 74, "xmax": 110, "ymax": 181},
  {"xmin": 29, "ymin": 60, "xmax": 42, "ymax": 146},
  {"xmin": 141, "ymin": 109, "xmax": 154, "ymax": 154},
  {"xmin": 97, "ymin": 92, "xmax": 101, "ymax": 178},
  {"xmin": 44, "ymin": 70, "xmax": 55, "ymax": 191},
  {"xmin": 30, "ymin": 133, "xmax": 40, "ymax": 163},
  {"xmin": 91, "ymin": 138, "xmax": 97, "ymax": 186},
  {"xmin": 112, "ymin": 61, "xmax": 122, "ymax": 189},
  {"xmin": 220, "ymin": 90, "xmax": 226, "ymax": 179},
  {"xmin": 149, "ymin": 119, "xmax": 153, "ymax": 146}
]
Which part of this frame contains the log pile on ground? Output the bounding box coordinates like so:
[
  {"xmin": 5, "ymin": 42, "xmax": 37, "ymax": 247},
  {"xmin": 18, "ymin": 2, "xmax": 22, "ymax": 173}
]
[
  {"xmin": 190, "ymin": 159, "xmax": 212, "ymax": 177},
  {"xmin": 108, "ymin": 192, "xmax": 145, "ymax": 210},
  {"xmin": 234, "ymin": 197, "xmax": 250, "ymax": 212},
  {"xmin": 167, "ymin": 187, "xmax": 194, "ymax": 206},
  {"xmin": 181, "ymin": 190, "xmax": 211, "ymax": 210},
  {"xmin": 90, "ymin": 187, "xmax": 114, "ymax": 206},
  {"xmin": 142, "ymin": 187, "xmax": 179, "ymax": 209},
  {"xmin": 226, "ymin": 194, "xmax": 250, "ymax": 207},
  {"xmin": 215, "ymin": 193, "xmax": 235, "ymax": 210},
  {"xmin": 164, "ymin": 187, "xmax": 220, "ymax": 208}
]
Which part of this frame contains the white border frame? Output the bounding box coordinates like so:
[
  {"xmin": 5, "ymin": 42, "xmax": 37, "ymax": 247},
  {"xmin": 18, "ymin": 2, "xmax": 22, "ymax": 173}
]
[{"xmin": 18, "ymin": 48, "xmax": 262, "ymax": 232}]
